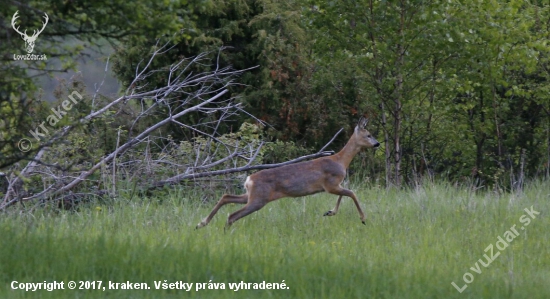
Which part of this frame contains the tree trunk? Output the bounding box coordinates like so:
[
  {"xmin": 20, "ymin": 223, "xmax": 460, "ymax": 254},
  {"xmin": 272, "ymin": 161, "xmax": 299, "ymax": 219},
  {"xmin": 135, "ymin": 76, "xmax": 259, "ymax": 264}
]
[
  {"xmin": 393, "ymin": 0, "xmax": 405, "ymax": 187},
  {"xmin": 380, "ymin": 101, "xmax": 391, "ymax": 186}
]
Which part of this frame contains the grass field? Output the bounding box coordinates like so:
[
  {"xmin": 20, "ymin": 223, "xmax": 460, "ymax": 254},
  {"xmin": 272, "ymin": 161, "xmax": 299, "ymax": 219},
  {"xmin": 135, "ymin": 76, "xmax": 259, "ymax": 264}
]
[{"xmin": 1, "ymin": 182, "xmax": 549, "ymax": 298}]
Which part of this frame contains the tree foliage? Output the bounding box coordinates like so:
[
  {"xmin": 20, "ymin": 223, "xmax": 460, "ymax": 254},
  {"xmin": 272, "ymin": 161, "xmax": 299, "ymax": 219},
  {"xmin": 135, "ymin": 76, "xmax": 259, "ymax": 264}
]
[
  {"xmin": 306, "ymin": 0, "xmax": 550, "ymax": 187},
  {"xmin": 0, "ymin": 0, "xmax": 194, "ymax": 168},
  {"xmin": 2, "ymin": 0, "xmax": 549, "ymax": 193}
]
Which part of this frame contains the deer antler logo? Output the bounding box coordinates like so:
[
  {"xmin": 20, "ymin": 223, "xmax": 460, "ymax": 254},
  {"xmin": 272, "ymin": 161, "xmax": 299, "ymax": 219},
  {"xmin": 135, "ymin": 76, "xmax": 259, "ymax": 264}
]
[{"xmin": 11, "ymin": 11, "xmax": 49, "ymax": 54}]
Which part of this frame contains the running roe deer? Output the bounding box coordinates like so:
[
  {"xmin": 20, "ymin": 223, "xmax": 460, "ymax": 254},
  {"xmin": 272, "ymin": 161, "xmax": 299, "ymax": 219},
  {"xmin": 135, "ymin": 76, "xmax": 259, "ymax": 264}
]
[{"xmin": 196, "ymin": 117, "xmax": 380, "ymax": 229}]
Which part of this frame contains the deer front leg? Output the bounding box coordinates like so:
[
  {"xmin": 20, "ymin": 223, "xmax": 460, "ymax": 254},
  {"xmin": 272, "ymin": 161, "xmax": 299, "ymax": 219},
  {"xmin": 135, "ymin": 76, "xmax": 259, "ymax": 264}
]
[
  {"xmin": 325, "ymin": 187, "xmax": 366, "ymax": 225},
  {"xmin": 196, "ymin": 194, "xmax": 248, "ymax": 229},
  {"xmin": 323, "ymin": 195, "xmax": 343, "ymax": 216}
]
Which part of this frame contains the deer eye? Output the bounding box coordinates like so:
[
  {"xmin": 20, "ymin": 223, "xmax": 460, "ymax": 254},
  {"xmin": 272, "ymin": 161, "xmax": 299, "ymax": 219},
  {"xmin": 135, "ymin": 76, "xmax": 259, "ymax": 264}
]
[{"xmin": 368, "ymin": 135, "xmax": 372, "ymax": 138}]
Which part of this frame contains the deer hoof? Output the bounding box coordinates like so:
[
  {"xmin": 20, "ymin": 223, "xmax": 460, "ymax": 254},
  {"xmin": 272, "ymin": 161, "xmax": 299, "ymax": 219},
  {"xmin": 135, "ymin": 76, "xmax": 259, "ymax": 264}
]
[
  {"xmin": 361, "ymin": 220, "xmax": 366, "ymax": 225},
  {"xmin": 196, "ymin": 221, "xmax": 207, "ymax": 229},
  {"xmin": 324, "ymin": 210, "xmax": 335, "ymax": 216}
]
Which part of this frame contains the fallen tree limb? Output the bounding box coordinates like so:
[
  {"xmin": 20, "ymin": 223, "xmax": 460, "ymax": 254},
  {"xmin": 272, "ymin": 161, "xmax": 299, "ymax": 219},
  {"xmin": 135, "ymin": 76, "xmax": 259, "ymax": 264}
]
[
  {"xmin": 148, "ymin": 150, "xmax": 335, "ymax": 190},
  {"xmin": 147, "ymin": 128, "xmax": 344, "ymax": 190},
  {"xmin": 0, "ymin": 40, "xmax": 345, "ymax": 210}
]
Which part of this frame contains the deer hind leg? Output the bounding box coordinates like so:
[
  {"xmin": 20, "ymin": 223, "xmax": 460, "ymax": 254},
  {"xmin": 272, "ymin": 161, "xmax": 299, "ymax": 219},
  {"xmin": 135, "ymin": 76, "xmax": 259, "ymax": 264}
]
[
  {"xmin": 225, "ymin": 200, "xmax": 267, "ymax": 228},
  {"xmin": 325, "ymin": 186, "xmax": 366, "ymax": 225},
  {"xmin": 196, "ymin": 194, "xmax": 248, "ymax": 229},
  {"xmin": 323, "ymin": 195, "xmax": 343, "ymax": 216},
  {"xmin": 225, "ymin": 186, "xmax": 269, "ymax": 228}
]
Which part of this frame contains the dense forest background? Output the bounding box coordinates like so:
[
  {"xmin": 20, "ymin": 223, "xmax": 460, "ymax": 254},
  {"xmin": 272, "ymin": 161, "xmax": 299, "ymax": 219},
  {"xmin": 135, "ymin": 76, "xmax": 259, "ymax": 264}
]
[{"xmin": 1, "ymin": 0, "xmax": 549, "ymax": 207}]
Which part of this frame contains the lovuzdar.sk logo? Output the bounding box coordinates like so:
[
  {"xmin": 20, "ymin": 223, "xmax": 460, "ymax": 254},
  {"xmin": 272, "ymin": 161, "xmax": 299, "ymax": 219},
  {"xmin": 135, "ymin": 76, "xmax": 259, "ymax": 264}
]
[{"xmin": 11, "ymin": 10, "xmax": 48, "ymax": 60}]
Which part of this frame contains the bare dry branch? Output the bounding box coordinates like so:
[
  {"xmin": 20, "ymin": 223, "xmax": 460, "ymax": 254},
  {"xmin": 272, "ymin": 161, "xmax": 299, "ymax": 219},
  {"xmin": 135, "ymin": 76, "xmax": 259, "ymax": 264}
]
[
  {"xmin": 0, "ymin": 42, "xmax": 260, "ymax": 209},
  {"xmin": 149, "ymin": 150, "xmax": 335, "ymax": 190}
]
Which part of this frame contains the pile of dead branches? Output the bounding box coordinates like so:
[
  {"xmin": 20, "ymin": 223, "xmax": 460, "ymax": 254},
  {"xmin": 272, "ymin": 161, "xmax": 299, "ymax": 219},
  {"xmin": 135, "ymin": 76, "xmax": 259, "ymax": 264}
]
[{"xmin": 1, "ymin": 42, "xmax": 336, "ymax": 211}]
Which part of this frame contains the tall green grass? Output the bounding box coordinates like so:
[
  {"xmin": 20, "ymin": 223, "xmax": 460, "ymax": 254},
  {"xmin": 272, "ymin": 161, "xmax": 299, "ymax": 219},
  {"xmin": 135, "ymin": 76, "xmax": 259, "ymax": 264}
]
[{"xmin": 0, "ymin": 182, "xmax": 548, "ymax": 298}]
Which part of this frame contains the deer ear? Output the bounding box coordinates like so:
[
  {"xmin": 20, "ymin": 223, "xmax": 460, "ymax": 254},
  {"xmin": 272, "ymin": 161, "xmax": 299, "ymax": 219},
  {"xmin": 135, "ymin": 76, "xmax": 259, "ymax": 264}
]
[
  {"xmin": 363, "ymin": 118, "xmax": 369, "ymax": 127},
  {"xmin": 357, "ymin": 116, "xmax": 368, "ymax": 129}
]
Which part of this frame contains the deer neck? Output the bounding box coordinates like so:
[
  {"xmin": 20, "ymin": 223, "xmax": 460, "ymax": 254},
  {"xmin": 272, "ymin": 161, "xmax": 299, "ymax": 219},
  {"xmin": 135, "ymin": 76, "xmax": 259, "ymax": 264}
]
[{"xmin": 333, "ymin": 137, "xmax": 362, "ymax": 169}]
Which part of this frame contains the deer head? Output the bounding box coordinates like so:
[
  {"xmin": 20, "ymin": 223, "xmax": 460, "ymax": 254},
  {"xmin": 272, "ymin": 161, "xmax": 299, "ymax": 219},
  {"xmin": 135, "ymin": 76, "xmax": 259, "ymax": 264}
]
[
  {"xmin": 353, "ymin": 116, "xmax": 380, "ymax": 148},
  {"xmin": 11, "ymin": 11, "xmax": 49, "ymax": 54}
]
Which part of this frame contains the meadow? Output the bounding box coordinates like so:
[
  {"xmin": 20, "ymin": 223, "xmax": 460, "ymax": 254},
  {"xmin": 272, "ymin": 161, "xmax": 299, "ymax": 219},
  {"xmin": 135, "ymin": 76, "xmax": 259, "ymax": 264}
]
[{"xmin": 0, "ymin": 182, "xmax": 548, "ymax": 299}]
